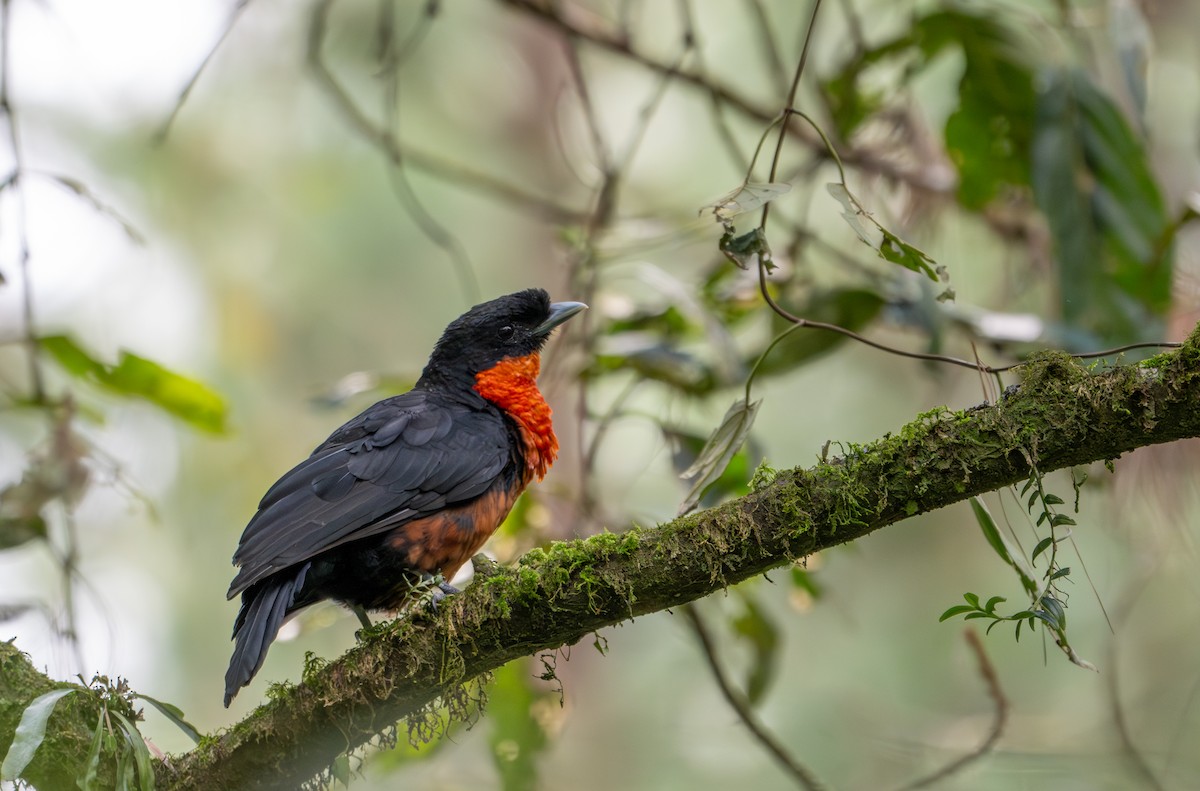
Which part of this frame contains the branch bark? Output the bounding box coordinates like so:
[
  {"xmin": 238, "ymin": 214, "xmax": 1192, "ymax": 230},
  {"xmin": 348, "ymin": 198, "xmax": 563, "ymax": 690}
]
[{"xmin": 5, "ymin": 336, "xmax": 1200, "ymax": 789}]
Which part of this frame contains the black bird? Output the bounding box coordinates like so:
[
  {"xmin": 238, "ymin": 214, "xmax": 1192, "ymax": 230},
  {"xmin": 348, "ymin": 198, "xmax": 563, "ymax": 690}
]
[{"xmin": 224, "ymin": 288, "xmax": 586, "ymax": 706}]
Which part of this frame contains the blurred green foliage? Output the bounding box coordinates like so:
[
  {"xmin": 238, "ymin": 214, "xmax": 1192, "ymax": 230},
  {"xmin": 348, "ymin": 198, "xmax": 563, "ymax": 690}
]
[{"xmin": 2, "ymin": 0, "xmax": 1199, "ymax": 789}]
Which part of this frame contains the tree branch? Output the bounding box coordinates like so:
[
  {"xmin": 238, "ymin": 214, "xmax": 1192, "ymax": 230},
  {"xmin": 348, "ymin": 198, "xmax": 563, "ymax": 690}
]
[
  {"xmin": 6, "ymin": 334, "xmax": 1200, "ymax": 789},
  {"xmin": 496, "ymin": 0, "xmax": 950, "ymax": 192}
]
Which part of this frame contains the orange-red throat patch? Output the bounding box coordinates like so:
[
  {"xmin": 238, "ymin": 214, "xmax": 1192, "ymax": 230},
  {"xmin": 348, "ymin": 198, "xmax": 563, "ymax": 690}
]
[{"xmin": 473, "ymin": 353, "xmax": 558, "ymax": 481}]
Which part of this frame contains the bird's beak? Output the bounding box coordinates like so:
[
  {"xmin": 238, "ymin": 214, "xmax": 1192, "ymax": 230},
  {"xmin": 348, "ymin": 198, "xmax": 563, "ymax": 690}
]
[{"xmin": 534, "ymin": 301, "xmax": 588, "ymax": 336}]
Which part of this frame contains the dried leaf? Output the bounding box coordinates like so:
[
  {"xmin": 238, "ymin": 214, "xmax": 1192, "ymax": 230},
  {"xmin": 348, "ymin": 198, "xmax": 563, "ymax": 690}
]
[
  {"xmin": 701, "ymin": 182, "xmax": 792, "ymax": 222},
  {"xmin": 678, "ymin": 398, "xmax": 761, "ymax": 516}
]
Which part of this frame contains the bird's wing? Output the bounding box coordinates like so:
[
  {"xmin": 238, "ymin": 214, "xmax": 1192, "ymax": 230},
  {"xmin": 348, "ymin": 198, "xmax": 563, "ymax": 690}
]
[{"xmin": 227, "ymin": 390, "xmax": 511, "ymax": 597}]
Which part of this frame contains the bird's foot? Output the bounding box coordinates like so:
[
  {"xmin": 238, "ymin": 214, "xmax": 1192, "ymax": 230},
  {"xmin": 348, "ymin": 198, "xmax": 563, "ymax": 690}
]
[
  {"xmin": 351, "ymin": 605, "xmax": 373, "ymax": 635},
  {"xmin": 420, "ymin": 574, "xmax": 461, "ymax": 614}
]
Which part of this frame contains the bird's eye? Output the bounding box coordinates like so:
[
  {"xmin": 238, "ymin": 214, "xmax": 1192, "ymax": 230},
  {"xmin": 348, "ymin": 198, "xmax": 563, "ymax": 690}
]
[{"xmin": 498, "ymin": 325, "xmax": 515, "ymax": 341}]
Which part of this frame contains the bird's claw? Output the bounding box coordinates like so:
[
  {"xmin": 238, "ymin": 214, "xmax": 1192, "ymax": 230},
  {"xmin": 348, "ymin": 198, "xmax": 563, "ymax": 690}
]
[{"xmin": 427, "ymin": 578, "xmax": 463, "ymax": 614}]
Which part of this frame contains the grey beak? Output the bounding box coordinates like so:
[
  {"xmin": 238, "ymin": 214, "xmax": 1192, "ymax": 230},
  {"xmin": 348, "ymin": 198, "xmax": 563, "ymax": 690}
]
[{"xmin": 534, "ymin": 301, "xmax": 588, "ymax": 336}]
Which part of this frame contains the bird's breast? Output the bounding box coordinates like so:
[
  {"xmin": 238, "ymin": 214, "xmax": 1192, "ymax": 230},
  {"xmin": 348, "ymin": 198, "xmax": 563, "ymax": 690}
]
[
  {"xmin": 386, "ymin": 482, "xmax": 520, "ymax": 582},
  {"xmin": 473, "ymin": 353, "xmax": 559, "ymax": 481}
]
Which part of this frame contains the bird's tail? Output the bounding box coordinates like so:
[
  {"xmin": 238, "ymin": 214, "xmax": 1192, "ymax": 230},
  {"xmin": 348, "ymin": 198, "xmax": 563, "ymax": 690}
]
[{"xmin": 224, "ymin": 564, "xmax": 309, "ymax": 707}]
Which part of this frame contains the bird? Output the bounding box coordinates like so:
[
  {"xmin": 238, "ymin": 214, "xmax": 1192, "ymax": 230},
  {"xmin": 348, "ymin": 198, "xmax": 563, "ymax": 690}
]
[{"xmin": 223, "ymin": 288, "xmax": 586, "ymax": 706}]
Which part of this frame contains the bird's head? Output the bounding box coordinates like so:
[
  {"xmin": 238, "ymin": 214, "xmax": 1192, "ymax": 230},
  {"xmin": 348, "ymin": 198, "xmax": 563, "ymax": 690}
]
[{"xmin": 419, "ymin": 288, "xmax": 586, "ymax": 389}]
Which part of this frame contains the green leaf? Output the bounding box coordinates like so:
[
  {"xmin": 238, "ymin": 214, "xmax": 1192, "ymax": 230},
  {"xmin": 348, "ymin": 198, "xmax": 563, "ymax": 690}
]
[
  {"xmin": 971, "ymin": 496, "xmax": 1012, "ymax": 564},
  {"xmin": 789, "ymin": 566, "xmax": 823, "ymax": 600},
  {"xmin": 826, "ymin": 184, "xmax": 940, "ymax": 281},
  {"xmin": 963, "ymin": 592, "xmax": 980, "ymax": 609},
  {"xmin": 488, "ymin": 661, "xmax": 550, "ymax": 791},
  {"xmin": 109, "ymin": 711, "xmax": 153, "ymax": 791},
  {"xmin": 1033, "ymin": 69, "xmax": 1099, "ymax": 329},
  {"xmin": 76, "ymin": 711, "xmax": 105, "ymax": 791},
  {"xmin": 1031, "ymin": 536, "xmax": 1055, "ymax": 562},
  {"xmin": 133, "ymin": 693, "xmax": 201, "ymax": 745},
  {"xmin": 984, "ymin": 596, "xmax": 1006, "ymax": 614},
  {"xmin": 40, "ymin": 335, "xmax": 228, "ymax": 433},
  {"xmin": 731, "ymin": 593, "xmax": 780, "ymax": 706},
  {"xmin": 825, "ymin": 8, "xmax": 1036, "ymax": 207},
  {"xmin": 718, "ymin": 227, "xmax": 774, "ymax": 270},
  {"xmin": 1050, "ymin": 567, "xmax": 1071, "ymax": 580},
  {"xmin": 40, "ymin": 336, "xmax": 104, "ymax": 378},
  {"xmin": 677, "ymin": 398, "xmax": 761, "ymax": 516},
  {"xmin": 602, "ymin": 305, "xmax": 692, "ymax": 338},
  {"xmin": 943, "ymin": 21, "xmax": 1036, "ymax": 209},
  {"xmin": 1043, "ymin": 494, "xmax": 1064, "ymax": 505},
  {"xmin": 821, "ymin": 5, "xmax": 1037, "ymax": 197},
  {"xmin": 938, "ymin": 605, "xmax": 974, "ymax": 622},
  {"xmin": 964, "ymin": 611, "xmax": 996, "ymax": 621},
  {"xmin": 1031, "ymin": 609, "xmax": 1059, "ymax": 630},
  {"xmin": 1077, "ymin": 78, "xmax": 1170, "ymax": 306},
  {"xmin": 968, "ymin": 496, "xmax": 1037, "ymax": 593},
  {"xmin": 879, "ymin": 228, "xmax": 938, "ymax": 280},
  {"xmin": 1040, "ymin": 596, "xmax": 1066, "ymax": 630},
  {"xmin": 826, "ymin": 183, "xmax": 879, "ymax": 248},
  {"xmin": 666, "ymin": 429, "xmax": 753, "ymax": 508},
  {"xmin": 107, "ymin": 352, "xmax": 227, "ymax": 433},
  {"xmin": 594, "ymin": 347, "xmax": 715, "ymax": 395},
  {"xmin": 1, "ymin": 688, "xmax": 76, "ymax": 781},
  {"xmin": 0, "ymin": 464, "xmax": 64, "ymax": 550},
  {"xmin": 332, "ymin": 754, "xmax": 351, "ymax": 786},
  {"xmin": 1032, "ymin": 68, "xmax": 1171, "ymax": 344},
  {"xmin": 0, "ymin": 514, "xmax": 47, "ymax": 551},
  {"xmin": 115, "ymin": 745, "xmax": 132, "ymax": 791},
  {"xmin": 1050, "ymin": 514, "xmax": 1076, "ymax": 527}
]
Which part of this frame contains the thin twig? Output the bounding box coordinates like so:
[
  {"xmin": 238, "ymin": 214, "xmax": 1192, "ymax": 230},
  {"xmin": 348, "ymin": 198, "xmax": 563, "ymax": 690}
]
[
  {"xmin": 40, "ymin": 172, "xmax": 145, "ymax": 244},
  {"xmin": 838, "ymin": 0, "xmax": 867, "ymax": 53},
  {"xmin": 753, "ymin": 103, "xmax": 1183, "ymax": 374},
  {"xmin": 582, "ymin": 376, "xmax": 640, "ymax": 478},
  {"xmin": 376, "ymin": 0, "xmax": 435, "ymax": 74},
  {"xmin": 684, "ymin": 604, "xmax": 828, "ymax": 791},
  {"xmin": 1106, "ymin": 570, "xmax": 1166, "ymax": 791},
  {"xmin": 611, "ymin": 27, "xmax": 692, "ymax": 177},
  {"xmin": 561, "ymin": 35, "xmax": 612, "ymax": 178},
  {"xmin": 498, "ymin": 0, "xmax": 944, "ymax": 192},
  {"xmin": 757, "ymin": 258, "xmax": 1183, "ymax": 373},
  {"xmin": 304, "ymin": 1, "xmax": 583, "ymax": 216},
  {"xmin": 759, "ymin": 0, "xmax": 822, "ymax": 233},
  {"xmin": 896, "ymin": 628, "xmax": 1008, "ymax": 791},
  {"xmin": 0, "ymin": 0, "xmax": 42, "ymax": 402},
  {"xmin": 680, "ymin": 1, "xmax": 747, "ymax": 173},
  {"xmin": 405, "ymin": 141, "xmax": 588, "ymax": 224},
  {"xmin": 377, "ymin": 0, "xmax": 480, "ymax": 305},
  {"xmin": 559, "ymin": 30, "xmax": 619, "ymax": 530},
  {"xmin": 307, "ymin": 0, "xmax": 484, "ymax": 304},
  {"xmin": 155, "ymin": 0, "xmax": 255, "ymax": 143},
  {"xmin": 746, "ymin": 0, "xmax": 789, "ymax": 97}
]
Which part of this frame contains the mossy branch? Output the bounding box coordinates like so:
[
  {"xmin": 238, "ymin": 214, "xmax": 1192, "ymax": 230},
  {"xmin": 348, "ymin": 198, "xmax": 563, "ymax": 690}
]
[{"xmin": 5, "ymin": 334, "xmax": 1200, "ymax": 790}]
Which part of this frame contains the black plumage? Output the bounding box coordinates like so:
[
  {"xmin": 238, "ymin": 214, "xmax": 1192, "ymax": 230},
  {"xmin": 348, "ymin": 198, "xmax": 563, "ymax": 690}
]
[{"xmin": 223, "ymin": 289, "xmax": 585, "ymax": 706}]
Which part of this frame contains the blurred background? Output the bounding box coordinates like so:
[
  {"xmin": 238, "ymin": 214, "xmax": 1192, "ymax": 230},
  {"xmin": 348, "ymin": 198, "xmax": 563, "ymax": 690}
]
[{"xmin": 2, "ymin": 0, "xmax": 1199, "ymax": 788}]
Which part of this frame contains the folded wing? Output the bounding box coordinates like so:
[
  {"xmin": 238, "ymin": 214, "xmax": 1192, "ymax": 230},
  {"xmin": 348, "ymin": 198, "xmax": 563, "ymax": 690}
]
[{"xmin": 227, "ymin": 390, "xmax": 510, "ymax": 598}]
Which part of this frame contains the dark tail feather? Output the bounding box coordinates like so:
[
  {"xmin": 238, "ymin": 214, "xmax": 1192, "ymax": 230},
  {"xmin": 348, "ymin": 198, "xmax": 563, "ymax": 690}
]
[{"xmin": 224, "ymin": 564, "xmax": 309, "ymax": 707}]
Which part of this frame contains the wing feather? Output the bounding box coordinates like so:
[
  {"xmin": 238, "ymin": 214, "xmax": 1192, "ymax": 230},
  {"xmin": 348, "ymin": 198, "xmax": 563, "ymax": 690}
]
[{"xmin": 228, "ymin": 391, "xmax": 510, "ymax": 597}]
